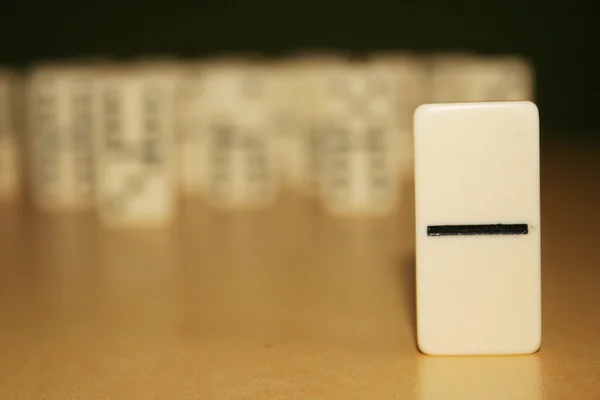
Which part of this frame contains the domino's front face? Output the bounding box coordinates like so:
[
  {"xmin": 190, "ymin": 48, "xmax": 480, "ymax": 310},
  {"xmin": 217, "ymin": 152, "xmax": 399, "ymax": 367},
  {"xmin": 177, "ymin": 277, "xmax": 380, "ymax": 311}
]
[
  {"xmin": 176, "ymin": 67, "xmax": 204, "ymax": 194},
  {"xmin": 414, "ymin": 101, "xmax": 541, "ymax": 355},
  {"xmin": 271, "ymin": 58, "xmax": 343, "ymax": 196},
  {"xmin": 198, "ymin": 66, "xmax": 278, "ymax": 208},
  {"xmin": 319, "ymin": 66, "xmax": 400, "ymax": 215},
  {"xmin": 93, "ymin": 70, "xmax": 176, "ymax": 226},
  {"xmin": 0, "ymin": 74, "xmax": 21, "ymax": 200},
  {"xmin": 320, "ymin": 118, "xmax": 397, "ymax": 215},
  {"xmin": 28, "ymin": 69, "xmax": 95, "ymax": 210}
]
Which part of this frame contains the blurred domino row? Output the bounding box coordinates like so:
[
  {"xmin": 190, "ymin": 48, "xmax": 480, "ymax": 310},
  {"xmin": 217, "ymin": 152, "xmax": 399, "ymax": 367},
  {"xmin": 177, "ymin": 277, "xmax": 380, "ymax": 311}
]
[{"xmin": 0, "ymin": 51, "xmax": 533, "ymax": 226}]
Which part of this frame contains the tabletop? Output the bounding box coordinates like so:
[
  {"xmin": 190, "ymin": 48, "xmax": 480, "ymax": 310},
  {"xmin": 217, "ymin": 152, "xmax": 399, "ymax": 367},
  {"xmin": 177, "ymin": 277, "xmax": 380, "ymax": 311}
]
[{"xmin": 0, "ymin": 137, "xmax": 598, "ymax": 399}]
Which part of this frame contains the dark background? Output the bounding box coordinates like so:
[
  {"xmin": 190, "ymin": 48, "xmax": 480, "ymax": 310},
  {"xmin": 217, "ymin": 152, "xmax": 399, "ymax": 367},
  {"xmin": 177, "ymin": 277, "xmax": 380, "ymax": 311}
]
[{"xmin": 0, "ymin": 7, "xmax": 596, "ymax": 137}]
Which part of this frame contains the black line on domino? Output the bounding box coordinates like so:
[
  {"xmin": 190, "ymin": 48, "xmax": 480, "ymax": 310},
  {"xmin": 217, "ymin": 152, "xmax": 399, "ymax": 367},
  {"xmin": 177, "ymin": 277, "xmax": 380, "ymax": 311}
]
[{"xmin": 427, "ymin": 224, "xmax": 528, "ymax": 236}]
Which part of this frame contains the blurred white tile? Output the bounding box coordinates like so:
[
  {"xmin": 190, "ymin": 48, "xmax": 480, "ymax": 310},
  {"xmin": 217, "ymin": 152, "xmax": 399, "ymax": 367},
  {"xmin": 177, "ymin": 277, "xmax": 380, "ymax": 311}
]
[
  {"xmin": 0, "ymin": 69, "xmax": 22, "ymax": 201},
  {"xmin": 177, "ymin": 57, "xmax": 250, "ymax": 195},
  {"xmin": 178, "ymin": 58, "xmax": 278, "ymax": 209},
  {"xmin": 26, "ymin": 62, "xmax": 98, "ymax": 211},
  {"xmin": 92, "ymin": 62, "xmax": 178, "ymax": 226},
  {"xmin": 271, "ymin": 52, "xmax": 348, "ymax": 198},
  {"xmin": 318, "ymin": 60, "xmax": 400, "ymax": 216}
]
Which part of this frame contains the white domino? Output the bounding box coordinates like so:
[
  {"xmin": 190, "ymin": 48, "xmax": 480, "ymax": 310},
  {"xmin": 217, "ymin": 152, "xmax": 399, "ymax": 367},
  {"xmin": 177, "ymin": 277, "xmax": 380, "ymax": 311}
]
[
  {"xmin": 26, "ymin": 63, "xmax": 97, "ymax": 211},
  {"xmin": 92, "ymin": 63, "xmax": 178, "ymax": 226},
  {"xmin": 177, "ymin": 56, "xmax": 256, "ymax": 196},
  {"xmin": 0, "ymin": 69, "xmax": 22, "ymax": 202},
  {"xmin": 189, "ymin": 60, "xmax": 279, "ymax": 209},
  {"xmin": 369, "ymin": 52, "xmax": 431, "ymax": 179},
  {"xmin": 431, "ymin": 54, "xmax": 534, "ymax": 103},
  {"xmin": 318, "ymin": 61, "xmax": 400, "ymax": 215},
  {"xmin": 414, "ymin": 101, "xmax": 541, "ymax": 355},
  {"xmin": 177, "ymin": 59, "xmax": 210, "ymax": 196},
  {"xmin": 271, "ymin": 53, "xmax": 347, "ymax": 197}
]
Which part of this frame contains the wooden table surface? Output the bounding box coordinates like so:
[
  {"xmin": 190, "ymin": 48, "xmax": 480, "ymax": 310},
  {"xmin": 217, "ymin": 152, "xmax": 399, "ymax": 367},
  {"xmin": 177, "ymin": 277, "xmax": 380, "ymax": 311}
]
[{"xmin": 0, "ymin": 137, "xmax": 598, "ymax": 399}]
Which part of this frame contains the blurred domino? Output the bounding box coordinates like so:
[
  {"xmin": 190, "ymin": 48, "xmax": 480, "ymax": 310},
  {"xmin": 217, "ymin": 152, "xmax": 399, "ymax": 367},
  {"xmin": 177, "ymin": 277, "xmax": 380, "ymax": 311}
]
[
  {"xmin": 133, "ymin": 57, "xmax": 187, "ymax": 195},
  {"xmin": 318, "ymin": 61, "xmax": 400, "ymax": 215},
  {"xmin": 271, "ymin": 52, "xmax": 347, "ymax": 197},
  {"xmin": 189, "ymin": 60, "xmax": 279, "ymax": 209},
  {"xmin": 414, "ymin": 101, "xmax": 541, "ymax": 355},
  {"xmin": 92, "ymin": 62, "xmax": 178, "ymax": 226},
  {"xmin": 0, "ymin": 69, "xmax": 22, "ymax": 201},
  {"xmin": 369, "ymin": 52, "xmax": 431, "ymax": 179},
  {"xmin": 177, "ymin": 59, "xmax": 212, "ymax": 196},
  {"xmin": 177, "ymin": 56, "xmax": 258, "ymax": 196},
  {"xmin": 26, "ymin": 63, "xmax": 97, "ymax": 211},
  {"xmin": 430, "ymin": 54, "xmax": 534, "ymax": 103}
]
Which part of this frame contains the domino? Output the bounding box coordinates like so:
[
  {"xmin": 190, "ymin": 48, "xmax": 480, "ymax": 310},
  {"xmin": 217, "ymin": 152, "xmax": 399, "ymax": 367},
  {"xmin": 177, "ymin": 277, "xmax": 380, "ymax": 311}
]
[
  {"xmin": 414, "ymin": 101, "xmax": 541, "ymax": 355},
  {"xmin": 430, "ymin": 54, "xmax": 534, "ymax": 103},
  {"xmin": 177, "ymin": 56, "xmax": 258, "ymax": 196},
  {"xmin": 177, "ymin": 59, "xmax": 212, "ymax": 196},
  {"xmin": 92, "ymin": 62, "xmax": 178, "ymax": 226},
  {"xmin": 26, "ymin": 63, "xmax": 97, "ymax": 211},
  {"xmin": 369, "ymin": 52, "xmax": 431, "ymax": 179},
  {"xmin": 0, "ymin": 69, "xmax": 22, "ymax": 202},
  {"xmin": 271, "ymin": 53, "xmax": 347, "ymax": 197},
  {"xmin": 131, "ymin": 58, "xmax": 189, "ymax": 195},
  {"xmin": 318, "ymin": 61, "xmax": 400, "ymax": 215},
  {"xmin": 179, "ymin": 59, "xmax": 278, "ymax": 209},
  {"xmin": 176, "ymin": 61, "xmax": 204, "ymax": 196}
]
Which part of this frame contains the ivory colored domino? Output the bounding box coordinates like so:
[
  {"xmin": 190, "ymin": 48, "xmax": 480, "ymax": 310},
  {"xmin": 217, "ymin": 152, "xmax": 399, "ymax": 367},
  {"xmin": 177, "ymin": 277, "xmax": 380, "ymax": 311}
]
[
  {"xmin": 189, "ymin": 60, "xmax": 279, "ymax": 209},
  {"xmin": 0, "ymin": 69, "xmax": 22, "ymax": 201},
  {"xmin": 414, "ymin": 101, "xmax": 541, "ymax": 355},
  {"xmin": 177, "ymin": 56, "xmax": 257, "ymax": 196},
  {"xmin": 176, "ymin": 60, "xmax": 209, "ymax": 196},
  {"xmin": 92, "ymin": 63, "xmax": 178, "ymax": 226},
  {"xmin": 26, "ymin": 63, "xmax": 97, "ymax": 211},
  {"xmin": 430, "ymin": 54, "xmax": 534, "ymax": 103},
  {"xmin": 318, "ymin": 61, "xmax": 400, "ymax": 215},
  {"xmin": 271, "ymin": 53, "xmax": 347, "ymax": 197},
  {"xmin": 205, "ymin": 121, "xmax": 278, "ymax": 209},
  {"xmin": 369, "ymin": 52, "xmax": 431, "ymax": 180},
  {"xmin": 132, "ymin": 57, "xmax": 188, "ymax": 195}
]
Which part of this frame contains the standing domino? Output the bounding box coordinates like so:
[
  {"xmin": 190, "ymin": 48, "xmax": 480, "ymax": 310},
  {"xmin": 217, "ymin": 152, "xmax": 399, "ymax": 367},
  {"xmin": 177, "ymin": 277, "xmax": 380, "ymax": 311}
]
[
  {"xmin": 177, "ymin": 58, "xmax": 214, "ymax": 196},
  {"xmin": 318, "ymin": 62, "xmax": 400, "ymax": 215},
  {"xmin": 177, "ymin": 56, "xmax": 258, "ymax": 196},
  {"xmin": 414, "ymin": 101, "xmax": 541, "ymax": 355},
  {"xmin": 93, "ymin": 64, "xmax": 178, "ymax": 226},
  {"xmin": 0, "ymin": 70, "xmax": 22, "ymax": 201},
  {"xmin": 194, "ymin": 61, "xmax": 279, "ymax": 209},
  {"xmin": 27, "ymin": 63, "xmax": 96, "ymax": 211},
  {"xmin": 271, "ymin": 53, "xmax": 346, "ymax": 197}
]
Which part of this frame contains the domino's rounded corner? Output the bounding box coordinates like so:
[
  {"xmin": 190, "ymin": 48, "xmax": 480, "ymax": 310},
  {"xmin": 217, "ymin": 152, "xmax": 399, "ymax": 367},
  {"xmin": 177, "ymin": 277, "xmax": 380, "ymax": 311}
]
[
  {"xmin": 497, "ymin": 99, "xmax": 537, "ymax": 113},
  {"xmin": 519, "ymin": 100, "xmax": 539, "ymax": 116},
  {"xmin": 413, "ymin": 102, "xmax": 471, "ymax": 121},
  {"xmin": 416, "ymin": 334, "xmax": 441, "ymax": 356},
  {"xmin": 518, "ymin": 334, "xmax": 542, "ymax": 356},
  {"xmin": 413, "ymin": 103, "xmax": 437, "ymax": 121}
]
